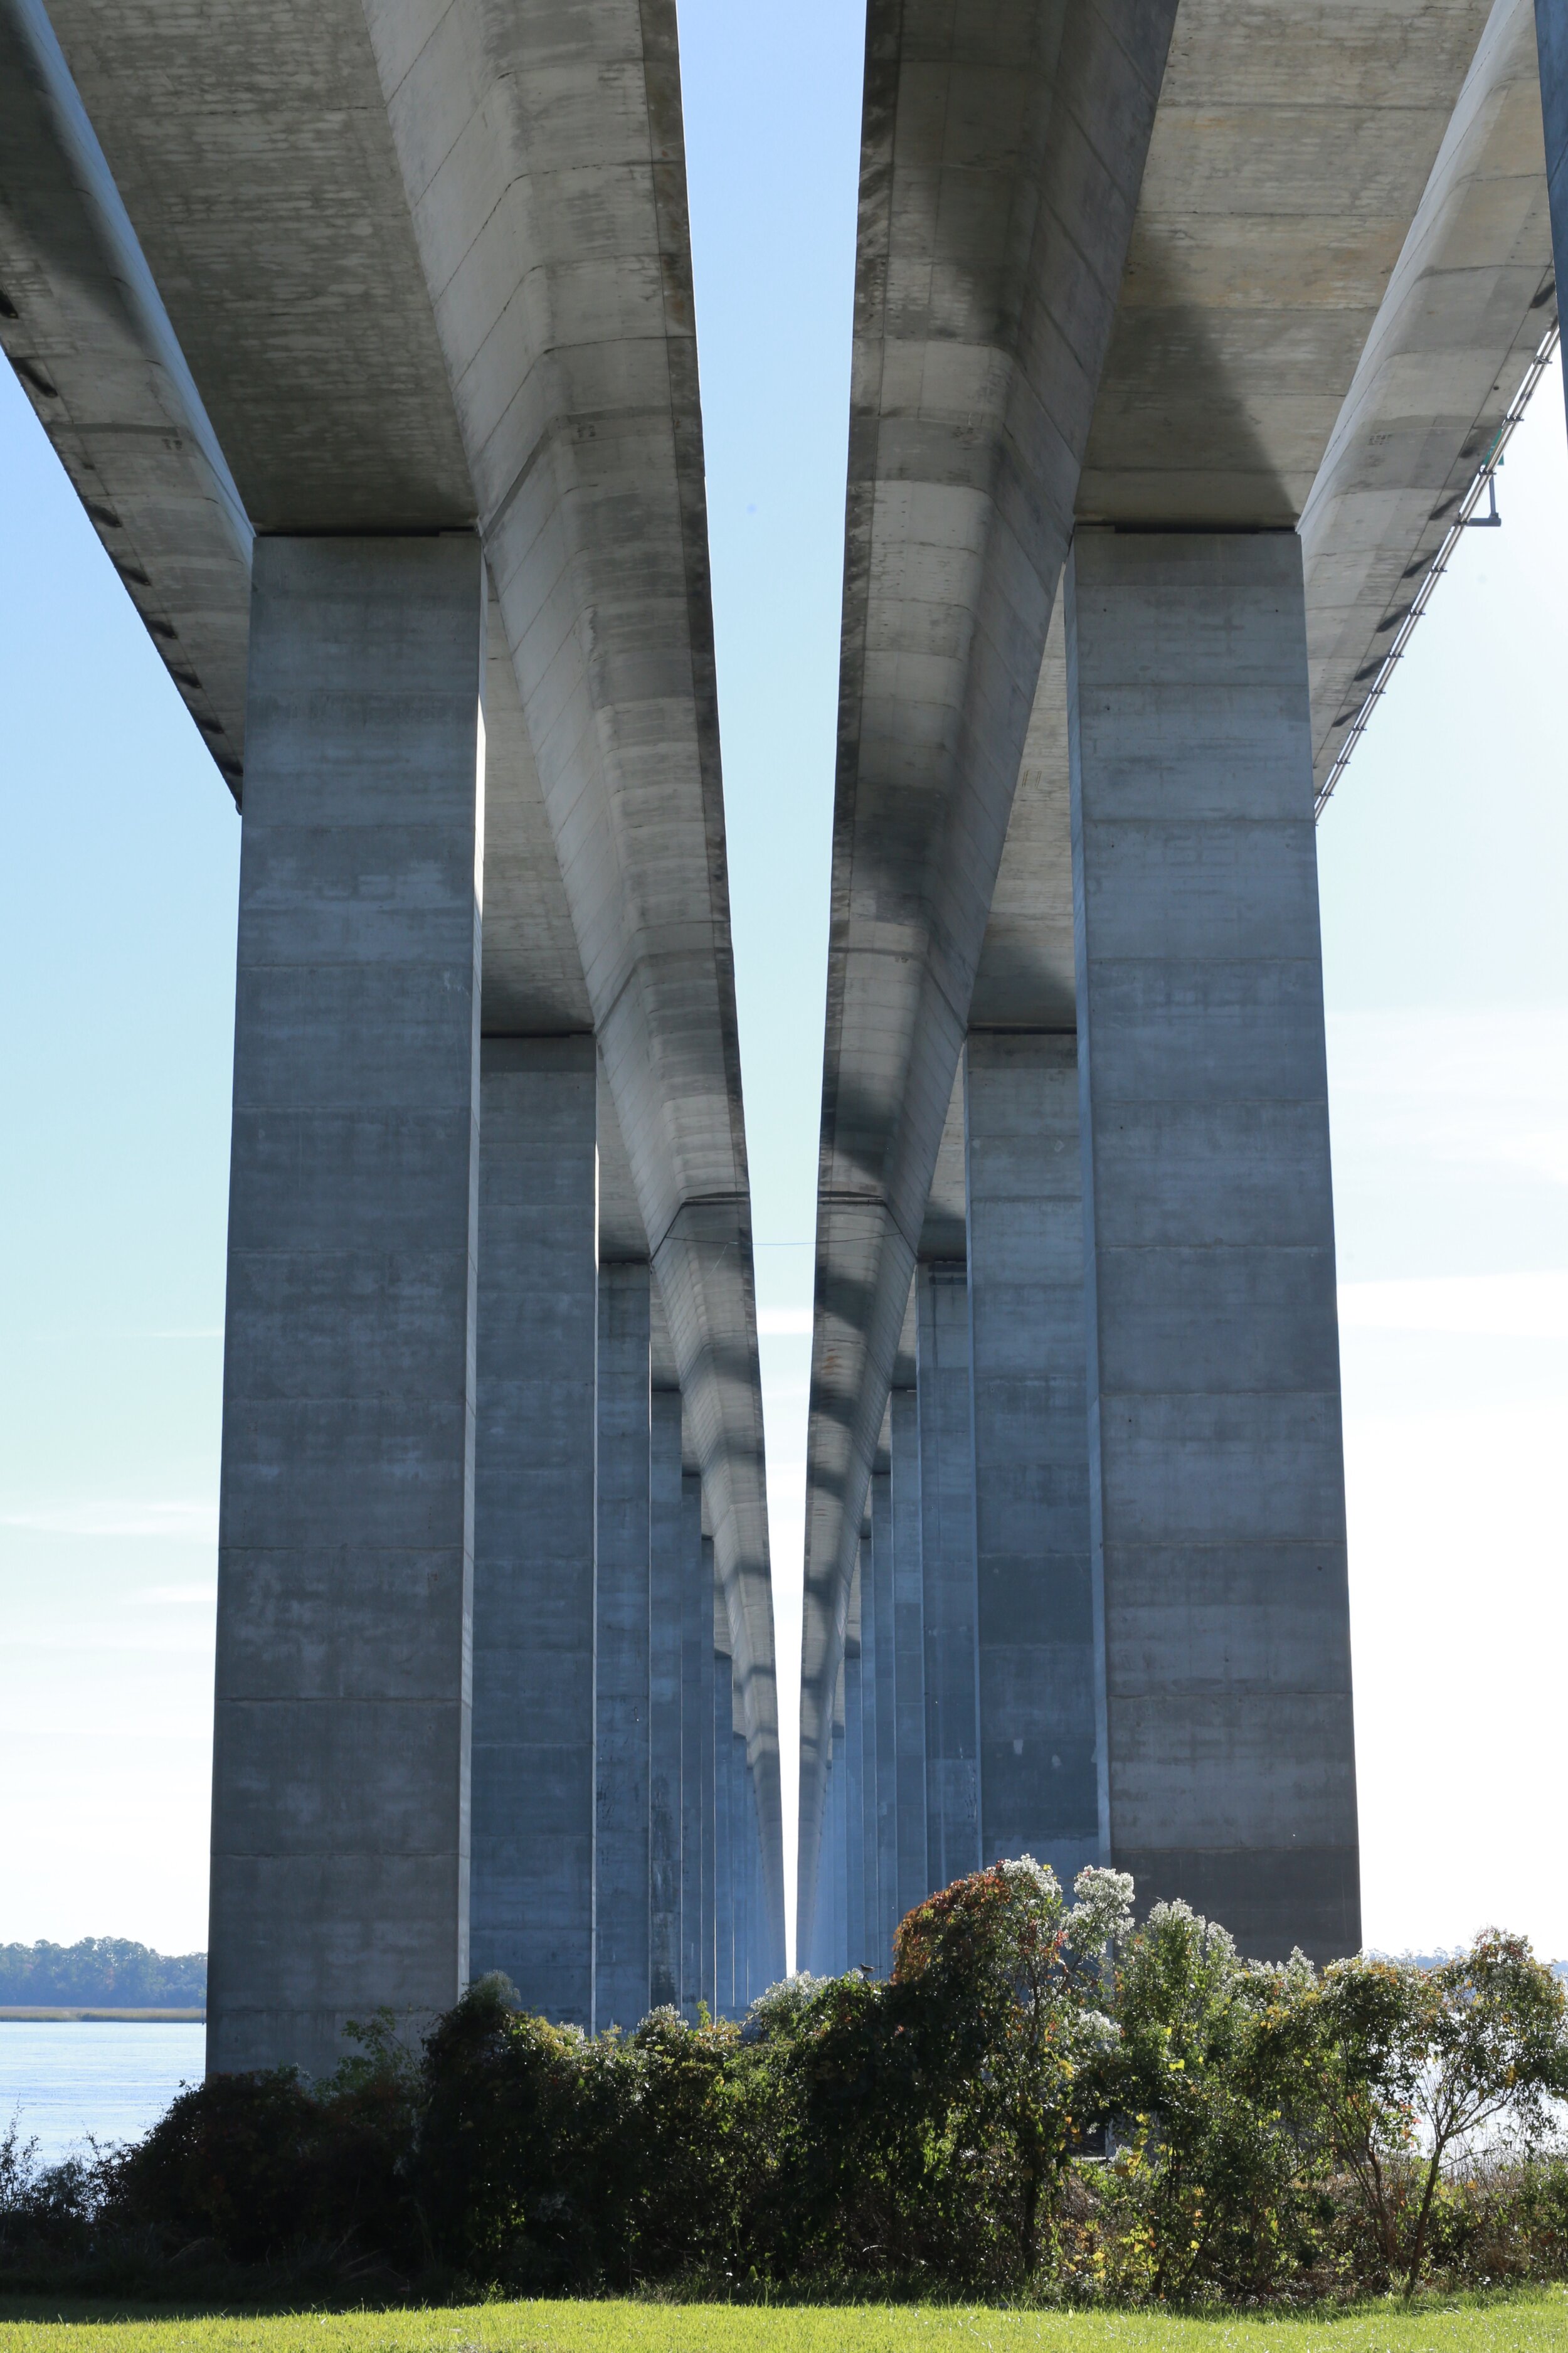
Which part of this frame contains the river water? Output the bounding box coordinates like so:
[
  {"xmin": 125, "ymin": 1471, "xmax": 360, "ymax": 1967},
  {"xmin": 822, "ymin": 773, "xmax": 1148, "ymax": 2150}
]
[{"xmin": 0, "ymin": 2022, "xmax": 204, "ymax": 2164}]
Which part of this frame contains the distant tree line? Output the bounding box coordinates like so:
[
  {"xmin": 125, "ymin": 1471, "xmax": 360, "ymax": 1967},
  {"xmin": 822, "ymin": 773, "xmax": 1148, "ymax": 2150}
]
[
  {"xmin": 0, "ymin": 1939, "xmax": 205, "ymax": 2008},
  {"xmin": 3, "ymin": 1871, "xmax": 1567, "ymax": 2308}
]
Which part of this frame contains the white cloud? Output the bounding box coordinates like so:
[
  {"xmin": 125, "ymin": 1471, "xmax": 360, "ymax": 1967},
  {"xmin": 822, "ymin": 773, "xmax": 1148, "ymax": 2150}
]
[
  {"xmin": 131, "ymin": 1583, "xmax": 218, "ymax": 1607},
  {"xmin": 1345, "ymin": 1394, "xmax": 1568, "ymax": 1957},
  {"xmin": 0, "ymin": 1500, "xmax": 218, "ymax": 1540},
  {"xmin": 1340, "ymin": 1271, "xmax": 1568, "ymax": 1339},
  {"xmin": 757, "ymin": 1306, "xmax": 813, "ymax": 1336},
  {"xmin": 1327, "ymin": 1007, "xmax": 1568, "ymax": 1189}
]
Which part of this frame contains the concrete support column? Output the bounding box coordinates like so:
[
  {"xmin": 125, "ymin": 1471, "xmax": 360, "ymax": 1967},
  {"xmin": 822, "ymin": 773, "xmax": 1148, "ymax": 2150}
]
[
  {"xmin": 700, "ymin": 1535, "xmax": 718, "ymax": 2015},
  {"xmin": 679, "ymin": 1468, "xmax": 704, "ymax": 2016},
  {"xmin": 844, "ymin": 1597, "xmax": 865, "ymax": 1969},
  {"xmin": 871, "ymin": 1469, "xmax": 899, "ymax": 1971},
  {"xmin": 648, "ymin": 1388, "xmax": 685, "ymax": 2010},
  {"xmin": 889, "ymin": 1386, "xmax": 927, "ymax": 1931},
  {"xmin": 965, "ymin": 1031, "xmax": 1098, "ymax": 1886},
  {"xmin": 857, "ymin": 1532, "xmax": 881, "ymax": 1969},
  {"xmin": 712, "ymin": 1639, "xmax": 734, "ymax": 2015},
  {"xmin": 211, "ymin": 534, "xmax": 485, "ymax": 2078},
  {"xmin": 734, "ymin": 1741, "xmax": 753, "ymax": 1995},
  {"xmin": 829, "ymin": 1668, "xmax": 847, "ymax": 1973},
  {"xmin": 473, "ymin": 1034, "xmax": 598, "ymax": 2024},
  {"xmin": 1536, "ymin": 1, "xmax": 1568, "ymax": 440},
  {"xmin": 734, "ymin": 1750, "xmax": 753, "ymax": 2004},
  {"xmin": 1067, "ymin": 529, "xmax": 1359, "ymax": 1961},
  {"xmin": 747, "ymin": 1768, "xmax": 765, "ymax": 1999},
  {"xmin": 593, "ymin": 1261, "xmax": 651, "ymax": 2030},
  {"xmin": 916, "ymin": 1261, "xmax": 982, "ymax": 1896}
]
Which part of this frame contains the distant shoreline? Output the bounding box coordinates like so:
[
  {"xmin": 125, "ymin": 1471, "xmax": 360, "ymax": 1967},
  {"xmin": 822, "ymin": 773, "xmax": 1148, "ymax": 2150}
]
[{"xmin": 0, "ymin": 2006, "xmax": 204, "ymax": 2022}]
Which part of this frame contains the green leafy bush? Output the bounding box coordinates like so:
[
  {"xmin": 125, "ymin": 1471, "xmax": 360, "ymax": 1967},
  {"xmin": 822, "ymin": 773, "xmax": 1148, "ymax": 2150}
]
[{"xmin": 4, "ymin": 1874, "xmax": 1566, "ymax": 2308}]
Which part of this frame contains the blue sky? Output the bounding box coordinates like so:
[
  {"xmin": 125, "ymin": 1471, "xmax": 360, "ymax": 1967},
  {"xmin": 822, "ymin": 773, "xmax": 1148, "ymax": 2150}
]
[{"xmin": 1, "ymin": 0, "xmax": 1564, "ymax": 1963}]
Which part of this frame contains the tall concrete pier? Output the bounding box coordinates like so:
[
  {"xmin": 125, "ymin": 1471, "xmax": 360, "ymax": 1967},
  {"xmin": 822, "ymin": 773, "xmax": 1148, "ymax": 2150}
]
[{"xmin": 211, "ymin": 534, "xmax": 485, "ymax": 2077}]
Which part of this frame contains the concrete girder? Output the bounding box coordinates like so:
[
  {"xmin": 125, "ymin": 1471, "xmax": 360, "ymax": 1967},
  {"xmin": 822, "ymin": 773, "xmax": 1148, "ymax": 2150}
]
[
  {"xmin": 0, "ymin": 0, "xmax": 251, "ymax": 794},
  {"xmin": 795, "ymin": 0, "xmax": 1181, "ymax": 1963},
  {"xmin": 45, "ymin": 0, "xmax": 474, "ymax": 530},
  {"xmin": 1081, "ymin": 0, "xmax": 1498, "ymax": 525},
  {"xmin": 1301, "ymin": 0, "xmax": 1555, "ymax": 790}
]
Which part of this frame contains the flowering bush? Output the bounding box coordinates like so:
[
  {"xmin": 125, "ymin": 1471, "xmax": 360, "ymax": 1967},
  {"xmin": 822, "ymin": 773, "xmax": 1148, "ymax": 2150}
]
[{"xmin": 3, "ymin": 1874, "xmax": 1565, "ymax": 2307}]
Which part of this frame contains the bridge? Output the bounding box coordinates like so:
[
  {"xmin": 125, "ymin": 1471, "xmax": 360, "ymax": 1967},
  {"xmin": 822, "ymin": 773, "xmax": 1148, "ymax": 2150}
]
[
  {"xmin": 1, "ymin": 0, "xmax": 1564, "ymax": 2056},
  {"xmin": 795, "ymin": 0, "xmax": 1567, "ymax": 1973},
  {"xmin": 0, "ymin": 0, "xmax": 786, "ymax": 2072}
]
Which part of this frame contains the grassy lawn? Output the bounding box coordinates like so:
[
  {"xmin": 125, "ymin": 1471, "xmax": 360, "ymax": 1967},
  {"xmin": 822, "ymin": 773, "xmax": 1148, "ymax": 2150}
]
[{"xmin": 0, "ymin": 2293, "xmax": 1563, "ymax": 2353}]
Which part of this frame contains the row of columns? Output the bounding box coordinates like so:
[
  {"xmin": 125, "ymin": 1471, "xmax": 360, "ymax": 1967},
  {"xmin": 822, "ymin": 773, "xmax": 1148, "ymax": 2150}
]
[
  {"xmin": 209, "ymin": 534, "xmax": 767, "ymax": 2076},
  {"xmin": 808, "ymin": 529, "xmax": 1358, "ymax": 1973}
]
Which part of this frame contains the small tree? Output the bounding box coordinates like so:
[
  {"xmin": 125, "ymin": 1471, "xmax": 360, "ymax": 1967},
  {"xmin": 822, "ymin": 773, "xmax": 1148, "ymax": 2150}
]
[
  {"xmin": 1402, "ymin": 1933, "xmax": 1568, "ymax": 2295},
  {"xmin": 1112, "ymin": 1902, "xmax": 1324, "ymax": 2300},
  {"xmin": 894, "ymin": 1857, "xmax": 1133, "ymax": 2273},
  {"xmin": 1313, "ymin": 1954, "xmax": 1434, "ymax": 2280},
  {"xmin": 1316, "ymin": 1932, "xmax": 1568, "ymax": 2297}
]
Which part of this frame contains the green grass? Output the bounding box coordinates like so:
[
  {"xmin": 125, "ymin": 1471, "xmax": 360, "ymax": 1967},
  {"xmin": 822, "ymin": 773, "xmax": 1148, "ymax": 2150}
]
[{"xmin": 0, "ymin": 2291, "xmax": 1563, "ymax": 2353}]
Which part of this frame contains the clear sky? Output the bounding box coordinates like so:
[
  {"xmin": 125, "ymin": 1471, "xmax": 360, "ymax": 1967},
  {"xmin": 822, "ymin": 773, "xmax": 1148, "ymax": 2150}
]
[{"xmin": 1, "ymin": 3, "xmax": 1564, "ymax": 1966}]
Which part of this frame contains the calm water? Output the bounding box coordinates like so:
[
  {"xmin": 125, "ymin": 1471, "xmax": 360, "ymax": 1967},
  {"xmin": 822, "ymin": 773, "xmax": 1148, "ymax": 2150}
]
[{"xmin": 0, "ymin": 2021, "xmax": 204, "ymax": 2163}]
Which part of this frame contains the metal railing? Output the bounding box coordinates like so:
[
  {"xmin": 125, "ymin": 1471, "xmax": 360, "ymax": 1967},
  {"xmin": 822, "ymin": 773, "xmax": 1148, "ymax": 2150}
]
[{"xmin": 1314, "ymin": 314, "xmax": 1561, "ymax": 819}]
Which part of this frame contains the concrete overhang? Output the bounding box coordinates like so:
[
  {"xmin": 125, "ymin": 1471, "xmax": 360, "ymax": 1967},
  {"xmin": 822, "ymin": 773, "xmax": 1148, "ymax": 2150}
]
[
  {"xmin": 5, "ymin": 0, "xmax": 782, "ymax": 1957},
  {"xmin": 1300, "ymin": 0, "xmax": 1555, "ymax": 793},
  {"xmin": 0, "ymin": 0, "xmax": 252, "ymax": 794}
]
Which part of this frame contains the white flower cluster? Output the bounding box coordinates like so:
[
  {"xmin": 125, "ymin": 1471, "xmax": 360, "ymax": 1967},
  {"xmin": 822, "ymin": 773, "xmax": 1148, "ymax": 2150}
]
[
  {"xmin": 997, "ymin": 1853, "xmax": 1064, "ymax": 1911},
  {"xmin": 1070, "ymin": 1867, "xmax": 1136, "ymax": 1952}
]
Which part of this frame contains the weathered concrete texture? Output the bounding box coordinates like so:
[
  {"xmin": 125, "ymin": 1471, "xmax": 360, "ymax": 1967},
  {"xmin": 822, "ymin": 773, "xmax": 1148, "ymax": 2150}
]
[
  {"xmin": 712, "ymin": 1617, "xmax": 734, "ymax": 2016},
  {"xmin": 594, "ymin": 1262, "xmax": 652, "ymax": 2031},
  {"xmin": 472, "ymin": 1036, "xmax": 597, "ymax": 2026},
  {"xmin": 648, "ymin": 1388, "xmax": 685, "ymax": 2012},
  {"xmin": 888, "ymin": 1387, "xmax": 928, "ymax": 1931},
  {"xmin": 1080, "ymin": 0, "xmax": 1497, "ymax": 523},
  {"xmin": 680, "ymin": 1470, "xmax": 705, "ymax": 2018},
  {"xmin": 209, "ymin": 533, "xmax": 484, "ymax": 2079},
  {"xmin": 858, "ymin": 1535, "xmax": 881, "ymax": 1962},
  {"xmin": 733, "ymin": 1733, "xmax": 755, "ymax": 2000},
  {"xmin": 965, "ymin": 1031, "xmax": 1098, "ymax": 1886},
  {"xmin": 0, "ymin": 0, "xmax": 252, "ymax": 790},
  {"xmin": 47, "ymin": 0, "xmax": 474, "ymax": 531},
  {"xmin": 871, "ymin": 1466, "xmax": 899, "ymax": 1970},
  {"xmin": 1067, "ymin": 530, "xmax": 1359, "ymax": 1963},
  {"xmin": 700, "ymin": 1536, "xmax": 718, "ymax": 2015},
  {"xmin": 1305, "ymin": 0, "xmax": 1554, "ymax": 785},
  {"xmin": 1541, "ymin": 0, "xmax": 1568, "ymax": 433},
  {"xmin": 844, "ymin": 1606, "xmax": 865, "ymax": 1972},
  {"xmin": 828, "ymin": 1667, "xmax": 848, "ymax": 1976},
  {"xmin": 797, "ymin": 0, "xmax": 1180, "ymax": 1956},
  {"xmin": 971, "ymin": 602, "xmax": 1076, "ymax": 1034},
  {"xmin": 916, "ymin": 1262, "xmax": 982, "ymax": 1896}
]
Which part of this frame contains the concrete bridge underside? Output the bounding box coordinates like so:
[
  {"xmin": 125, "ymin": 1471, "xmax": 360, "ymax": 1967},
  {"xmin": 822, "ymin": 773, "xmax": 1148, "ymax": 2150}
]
[
  {"xmin": 800, "ymin": 0, "xmax": 1565, "ymax": 1972},
  {"xmin": 1, "ymin": 0, "xmax": 785, "ymax": 2068}
]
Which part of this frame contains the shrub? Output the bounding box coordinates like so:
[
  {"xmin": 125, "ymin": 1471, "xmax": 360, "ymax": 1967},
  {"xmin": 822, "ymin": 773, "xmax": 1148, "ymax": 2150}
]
[{"xmin": 4, "ymin": 1881, "xmax": 1565, "ymax": 2309}]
